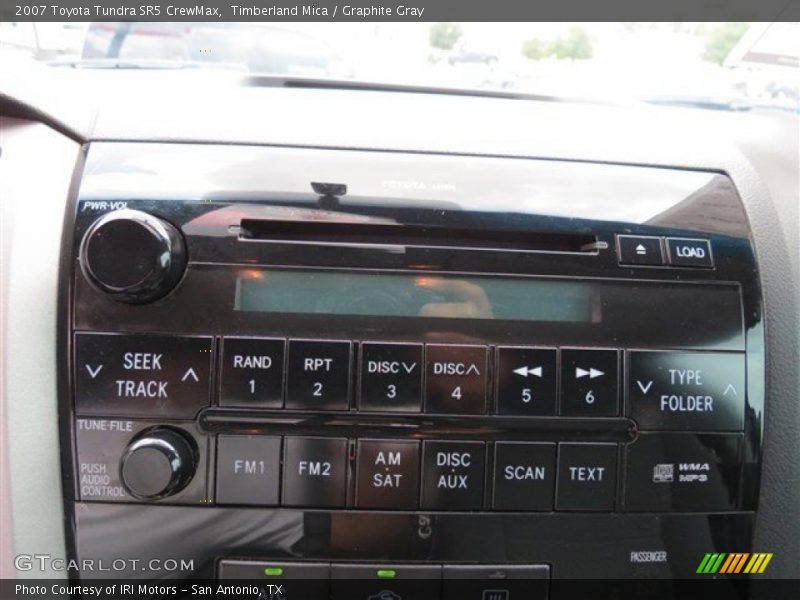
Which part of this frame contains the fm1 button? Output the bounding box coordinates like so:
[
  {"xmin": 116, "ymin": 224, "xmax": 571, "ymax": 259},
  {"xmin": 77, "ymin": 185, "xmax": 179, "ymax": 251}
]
[
  {"xmin": 560, "ymin": 349, "xmax": 619, "ymax": 417},
  {"xmin": 625, "ymin": 433, "xmax": 742, "ymax": 511},
  {"xmin": 286, "ymin": 340, "xmax": 352, "ymax": 411},
  {"xmin": 421, "ymin": 441, "xmax": 486, "ymax": 510},
  {"xmin": 216, "ymin": 435, "xmax": 281, "ymax": 506},
  {"xmin": 492, "ymin": 442, "xmax": 556, "ymax": 511},
  {"xmin": 667, "ymin": 237, "xmax": 714, "ymax": 268},
  {"xmin": 496, "ymin": 347, "xmax": 557, "ymax": 416},
  {"xmin": 75, "ymin": 333, "xmax": 212, "ymax": 419},
  {"xmin": 220, "ymin": 338, "xmax": 285, "ymax": 408},
  {"xmin": 282, "ymin": 437, "xmax": 348, "ymax": 507},
  {"xmin": 360, "ymin": 342, "xmax": 423, "ymax": 412},
  {"xmin": 425, "ymin": 345, "xmax": 488, "ymax": 414},
  {"xmin": 556, "ymin": 443, "xmax": 618, "ymax": 511},
  {"xmin": 628, "ymin": 351, "xmax": 745, "ymax": 431},
  {"xmin": 356, "ymin": 440, "xmax": 420, "ymax": 509}
]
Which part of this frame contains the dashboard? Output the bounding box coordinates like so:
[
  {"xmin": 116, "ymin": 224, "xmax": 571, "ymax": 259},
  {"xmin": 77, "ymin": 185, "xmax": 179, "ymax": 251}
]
[{"xmin": 1, "ymin": 74, "xmax": 798, "ymax": 599}]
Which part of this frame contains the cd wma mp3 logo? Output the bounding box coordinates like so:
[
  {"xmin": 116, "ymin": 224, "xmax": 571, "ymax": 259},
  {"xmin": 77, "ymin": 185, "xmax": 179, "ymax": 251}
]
[{"xmin": 696, "ymin": 552, "xmax": 773, "ymax": 574}]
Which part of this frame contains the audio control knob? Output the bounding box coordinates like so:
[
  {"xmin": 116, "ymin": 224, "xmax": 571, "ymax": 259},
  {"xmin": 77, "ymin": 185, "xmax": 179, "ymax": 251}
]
[
  {"xmin": 79, "ymin": 209, "xmax": 187, "ymax": 304},
  {"xmin": 120, "ymin": 427, "xmax": 197, "ymax": 499}
]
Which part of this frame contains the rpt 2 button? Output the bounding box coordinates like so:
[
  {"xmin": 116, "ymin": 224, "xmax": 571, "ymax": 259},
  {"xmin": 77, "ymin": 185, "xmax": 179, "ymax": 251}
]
[{"xmin": 287, "ymin": 340, "xmax": 352, "ymax": 411}]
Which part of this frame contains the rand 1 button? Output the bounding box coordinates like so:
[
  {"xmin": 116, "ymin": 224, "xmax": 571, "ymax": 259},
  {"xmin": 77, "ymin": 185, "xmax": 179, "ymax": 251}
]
[
  {"xmin": 286, "ymin": 340, "xmax": 352, "ymax": 411},
  {"xmin": 421, "ymin": 441, "xmax": 486, "ymax": 510},
  {"xmin": 624, "ymin": 433, "xmax": 742, "ymax": 512},
  {"xmin": 75, "ymin": 333, "xmax": 213, "ymax": 418},
  {"xmin": 330, "ymin": 564, "xmax": 442, "ymax": 600},
  {"xmin": 218, "ymin": 560, "xmax": 330, "ymax": 600},
  {"xmin": 560, "ymin": 349, "xmax": 619, "ymax": 417},
  {"xmin": 220, "ymin": 337, "xmax": 285, "ymax": 408},
  {"xmin": 616, "ymin": 235, "xmax": 665, "ymax": 266},
  {"xmin": 442, "ymin": 565, "xmax": 550, "ymax": 600},
  {"xmin": 359, "ymin": 342, "xmax": 423, "ymax": 412},
  {"xmin": 492, "ymin": 442, "xmax": 556, "ymax": 511},
  {"xmin": 356, "ymin": 439, "xmax": 420, "ymax": 509},
  {"xmin": 216, "ymin": 435, "xmax": 281, "ymax": 506},
  {"xmin": 556, "ymin": 443, "xmax": 618, "ymax": 511},
  {"xmin": 425, "ymin": 344, "xmax": 488, "ymax": 415},
  {"xmin": 628, "ymin": 351, "xmax": 745, "ymax": 431},
  {"xmin": 496, "ymin": 347, "xmax": 557, "ymax": 416},
  {"xmin": 282, "ymin": 437, "xmax": 348, "ymax": 507},
  {"xmin": 666, "ymin": 237, "xmax": 714, "ymax": 268}
]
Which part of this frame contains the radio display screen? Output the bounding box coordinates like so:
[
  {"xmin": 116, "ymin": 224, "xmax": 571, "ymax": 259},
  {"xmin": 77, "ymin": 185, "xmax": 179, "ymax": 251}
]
[{"xmin": 235, "ymin": 270, "xmax": 597, "ymax": 323}]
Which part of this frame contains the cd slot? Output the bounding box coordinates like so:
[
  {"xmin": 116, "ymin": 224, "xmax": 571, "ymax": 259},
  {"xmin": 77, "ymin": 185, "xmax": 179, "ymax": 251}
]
[{"xmin": 239, "ymin": 219, "xmax": 598, "ymax": 253}]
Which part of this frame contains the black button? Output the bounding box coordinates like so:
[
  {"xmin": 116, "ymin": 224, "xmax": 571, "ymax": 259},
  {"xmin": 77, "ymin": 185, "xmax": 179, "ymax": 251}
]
[
  {"xmin": 628, "ymin": 351, "xmax": 745, "ymax": 431},
  {"xmin": 356, "ymin": 440, "xmax": 420, "ymax": 509},
  {"xmin": 220, "ymin": 338, "xmax": 285, "ymax": 408},
  {"xmin": 425, "ymin": 345, "xmax": 488, "ymax": 414},
  {"xmin": 218, "ymin": 560, "xmax": 330, "ymax": 599},
  {"xmin": 421, "ymin": 441, "xmax": 486, "ymax": 510},
  {"xmin": 442, "ymin": 565, "xmax": 550, "ymax": 600},
  {"xmin": 556, "ymin": 443, "xmax": 618, "ymax": 511},
  {"xmin": 360, "ymin": 343, "xmax": 423, "ymax": 412},
  {"xmin": 617, "ymin": 235, "xmax": 665, "ymax": 266},
  {"xmin": 496, "ymin": 347, "xmax": 557, "ymax": 416},
  {"xmin": 75, "ymin": 333, "xmax": 212, "ymax": 418},
  {"xmin": 666, "ymin": 237, "xmax": 714, "ymax": 268},
  {"xmin": 624, "ymin": 433, "xmax": 742, "ymax": 512},
  {"xmin": 282, "ymin": 437, "xmax": 348, "ymax": 507},
  {"xmin": 286, "ymin": 340, "xmax": 352, "ymax": 411},
  {"xmin": 492, "ymin": 442, "xmax": 556, "ymax": 511},
  {"xmin": 330, "ymin": 564, "xmax": 442, "ymax": 600},
  {"xmin": 560, "ymin": 349, "xmax": 619, "ymax": 417},
  {"xmin": 216, "ymin": 435, "xmax": 281, "ymax": 506}
]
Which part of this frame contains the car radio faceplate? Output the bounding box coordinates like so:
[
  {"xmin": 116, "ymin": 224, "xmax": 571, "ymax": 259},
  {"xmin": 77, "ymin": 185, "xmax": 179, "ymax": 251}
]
[{"xmin": 62, "ymin": 143, "xmax": 764, "ymax": 591}]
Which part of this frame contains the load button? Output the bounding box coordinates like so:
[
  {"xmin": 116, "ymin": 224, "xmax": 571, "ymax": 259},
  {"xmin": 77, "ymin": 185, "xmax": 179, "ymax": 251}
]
[{"xmin": 666, "ymin": 237, "xmax": 713, "ymax": 268}]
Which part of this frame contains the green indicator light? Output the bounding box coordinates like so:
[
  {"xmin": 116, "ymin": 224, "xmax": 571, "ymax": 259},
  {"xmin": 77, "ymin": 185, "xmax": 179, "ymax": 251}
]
[
  {"xmin": 376, "ymin": 569, "xmax": 397, "ymax": 579},
  {"xmin": 263, "ymin": 567, "xmax": 284, "ymax": 577}
]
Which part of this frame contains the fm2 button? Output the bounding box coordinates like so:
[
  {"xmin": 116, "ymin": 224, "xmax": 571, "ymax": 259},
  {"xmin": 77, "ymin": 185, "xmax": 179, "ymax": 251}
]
[
  {"xmin": 75, "ymin": 333, "xmax": 212, "ymax": 419},
  {"xmin": 628, "ymin": 351, "xmax": 745, "ymax": 431},
  {"xmin": 560, "ymin": 349, "xmax": 619, "ymax": 417},
  {"xmin": 421, "ymin": 441, "xmax": 486, "ymax": 510},
  {"xmin": 496, "ymin": 347, "xmax": 557, "ymax": 416},
  {"xmin": 220, "ymin": 338, "xmax": 285, "ymax": 408},
  {"xmin": 282, "ymin": 437, "xmax": 348, "ymax": 508},
  {"xmin": 425, "ymin": 345, "xmax": 488, "ymax": 415},
  {"xmin": 287, "ymin": 340, "xmax": 352, "ymax": 411},
  {"xmin": 359, "ymin": 343, "xmax": 423, "ymax": 412}
]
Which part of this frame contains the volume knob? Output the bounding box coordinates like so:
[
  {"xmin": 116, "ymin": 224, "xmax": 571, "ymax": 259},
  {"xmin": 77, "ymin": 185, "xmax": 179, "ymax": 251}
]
[
  {"xmin": 120, "ymin": 427, "xmax": 197, "ymax": 499},
  {"xmin": 79, "ymin": 209, "xmax": 187, "ymax": 304}
]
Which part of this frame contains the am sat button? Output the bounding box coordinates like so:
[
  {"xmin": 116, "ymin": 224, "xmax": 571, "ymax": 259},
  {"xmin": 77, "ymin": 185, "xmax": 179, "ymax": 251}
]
[
  {"xmin": 666, "ymin": 237, "xmax": 714, "ymax": 268},
  {"xmin": 356, "ymin": 439, "xmax": 420, "ymax": 509},
  {"xmin": 616, "ymin": 235, "xmax": 665, "ymax": 266},
  {"xmin": 624, "ymin": 433, "xmax": 742, "ymax": 511},
  {"xmin": 628, "ymin": 351, "xmax": 745, "ymax": 431}
]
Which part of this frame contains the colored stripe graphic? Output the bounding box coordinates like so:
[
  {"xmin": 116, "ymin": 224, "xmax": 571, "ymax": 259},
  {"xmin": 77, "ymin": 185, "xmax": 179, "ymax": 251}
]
[
  {"xmin": 719, "ymin": 554, "xmax": 736, "ymax": 574},
  {"xmin": 696, "ymin": 554, "xmax": 713, "ymax": 574},
  {"xmin": 710, "ymin": 553, "xmax": 726, "ymax": 573},
  {"xmin": 733, "ymin": 553, "xmax": 750, "ymax": 573},
  {"xmin": 701, "ymin": 553, "xmax": 775, "ymax": 575},
  {"xmin": 757, "ymin": 553, "xmax": 773, "ymax": 573}
]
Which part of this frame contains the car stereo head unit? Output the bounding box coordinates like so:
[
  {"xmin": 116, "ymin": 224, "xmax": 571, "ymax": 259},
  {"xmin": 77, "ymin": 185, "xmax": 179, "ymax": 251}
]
[{"xmin": 62, "ymin": 143, "xmax": 763, "ymax": 595}]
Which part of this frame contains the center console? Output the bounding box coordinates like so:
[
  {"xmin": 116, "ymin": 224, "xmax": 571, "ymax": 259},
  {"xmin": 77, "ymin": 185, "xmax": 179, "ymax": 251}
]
[{"xmin": 61, "ymin": 143, "xmax": 763, "ymax": 598}]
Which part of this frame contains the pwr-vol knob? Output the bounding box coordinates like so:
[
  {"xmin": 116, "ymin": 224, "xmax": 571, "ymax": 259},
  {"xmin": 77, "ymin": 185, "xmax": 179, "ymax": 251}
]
[
  {"xmin": 79, "ymin": 209, "xmax": 187, "ymax": 303},
  {"xmin": 120, "ymin": 427, "xmax": 197, "ymax": 499}
]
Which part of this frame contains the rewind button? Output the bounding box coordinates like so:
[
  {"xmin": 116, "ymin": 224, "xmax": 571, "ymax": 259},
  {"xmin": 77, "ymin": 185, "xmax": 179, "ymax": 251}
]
[{"xmin": 496, "ymin": 347, "xmax": 557, "ymax": 416}]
